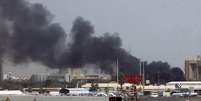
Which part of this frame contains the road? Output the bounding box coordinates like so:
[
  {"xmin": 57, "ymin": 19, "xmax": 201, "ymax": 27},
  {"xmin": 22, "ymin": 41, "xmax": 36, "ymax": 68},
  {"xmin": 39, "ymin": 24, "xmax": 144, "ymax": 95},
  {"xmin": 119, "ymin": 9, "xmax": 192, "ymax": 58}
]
[
  {"xmin": 136, "ymin": 96, "xmax": 201, "ymax": 101},
  {"xmin": 0, "ymin": 95, "xmax": 200, "ymax": 101}
]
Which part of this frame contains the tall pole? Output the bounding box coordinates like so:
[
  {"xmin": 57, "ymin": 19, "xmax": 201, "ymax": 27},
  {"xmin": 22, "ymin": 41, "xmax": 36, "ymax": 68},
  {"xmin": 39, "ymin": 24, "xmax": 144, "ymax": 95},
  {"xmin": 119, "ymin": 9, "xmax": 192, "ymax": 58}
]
[
  {"xmin": 139, "ymin": 60, "xmax": 141, "ymax": 78},
  {"xmin": 142, "ymin": 62, "xmax": 145, "ymax": 91},
  {"xmin": 0, "ymin": 63, "xmax": 2, "ymax": 85},
  {"xmin": 117, "ymin": 58, "xmax": 119, "ymax": 83},
  {"xmin": 139, "ymin": 60, "xmax": 142, "ymax": 86},
  {"xmin": 157, "ymin": 71, "xmax": 159, "ymax": 85}
]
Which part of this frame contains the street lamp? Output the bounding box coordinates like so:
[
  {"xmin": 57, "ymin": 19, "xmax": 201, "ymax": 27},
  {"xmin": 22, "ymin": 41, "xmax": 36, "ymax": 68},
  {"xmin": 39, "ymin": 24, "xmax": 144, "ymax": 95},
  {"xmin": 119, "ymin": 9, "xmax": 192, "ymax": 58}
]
[{"xmin": 139, "ymin": 60, "xmax": 145, "ymax": 91}]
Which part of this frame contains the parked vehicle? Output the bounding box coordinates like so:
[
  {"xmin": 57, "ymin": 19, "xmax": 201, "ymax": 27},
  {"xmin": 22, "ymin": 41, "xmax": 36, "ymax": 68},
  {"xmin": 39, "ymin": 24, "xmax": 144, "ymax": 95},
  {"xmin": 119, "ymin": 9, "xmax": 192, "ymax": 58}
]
[
  {"xmin": 108, "ymin": 92, "xmax": 116, "ymax": 97},
  {"xmin": 150, "ymin": 92, "xmax": 159, "ymax": 97},
  {"xmin": 171, "ymin": 91, "xmax": 198, "ymax": 97},
  {"xmin": 95, "ymin": 92, "xmax": 107, "ymax": 96},
  {"xmin": 183, "ymin": 92, "xmax": 198, "ymax": 97},
  {"xmin": 171, "ymin": 92, "xmax": 184, "ymax": 97}
]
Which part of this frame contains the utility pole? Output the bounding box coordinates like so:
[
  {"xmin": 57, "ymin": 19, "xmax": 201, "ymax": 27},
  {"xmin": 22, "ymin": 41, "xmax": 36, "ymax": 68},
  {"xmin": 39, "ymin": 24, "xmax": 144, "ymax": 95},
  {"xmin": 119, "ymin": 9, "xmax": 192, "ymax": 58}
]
[
  {"xmin": 142, "ymin": 61, "xmax": 145, "ymax": 92},
  {"xmin": 139, "ymin": 60, "xmax": 141, "ymax": 81},
  {"xmin": 157, "ymin": 71, "xmax": 160, "ymax": 85},
  {"xmin": 117, "ymin": 58, "xmax": 119, "ymax": 83}
]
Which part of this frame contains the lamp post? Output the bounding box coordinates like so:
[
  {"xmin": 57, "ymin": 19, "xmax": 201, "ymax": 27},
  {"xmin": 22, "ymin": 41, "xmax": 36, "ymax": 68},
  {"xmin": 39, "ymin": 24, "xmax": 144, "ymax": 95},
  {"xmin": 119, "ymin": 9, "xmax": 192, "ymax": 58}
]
[
  {"xmin": 139, "ymin": 60, "xmax": 141, "ymax": 83},
  {"xmin": 117, "ymin": 58, "xmax": 119, "ymax": 84},
  {"xmin": 139, "ymin": 60, "xmax": 145, "ymax": 92},
  {"xmin": 142, "ymin": 61, "xmax": 145, "ymax": 89}
]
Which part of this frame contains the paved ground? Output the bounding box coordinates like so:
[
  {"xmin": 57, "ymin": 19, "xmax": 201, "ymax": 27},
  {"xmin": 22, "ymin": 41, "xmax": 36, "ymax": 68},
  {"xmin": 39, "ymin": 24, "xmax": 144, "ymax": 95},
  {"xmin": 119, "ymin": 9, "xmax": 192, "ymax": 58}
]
[
  {"xmin": 0, "ymin": 96, "xmax": 108, "ymax": 101},
  {"xmin": 136, "ymin": 96, "xmax": 201, "ymax": 101},
  {"xmin": 0, "ymin": 95, "xmax": 201, "ymax": 101}
]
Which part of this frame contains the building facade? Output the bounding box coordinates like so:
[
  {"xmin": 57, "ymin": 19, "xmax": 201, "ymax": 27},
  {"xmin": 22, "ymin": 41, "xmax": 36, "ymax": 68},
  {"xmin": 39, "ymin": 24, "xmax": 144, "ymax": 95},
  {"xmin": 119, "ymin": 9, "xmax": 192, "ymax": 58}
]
[
  {"xmin": 61, "ymin": 66, "xmax": 112, "ymax": 83},
  {"xmin": 185, "ymin": 56, "xmax": 201, "ymax": 80}
]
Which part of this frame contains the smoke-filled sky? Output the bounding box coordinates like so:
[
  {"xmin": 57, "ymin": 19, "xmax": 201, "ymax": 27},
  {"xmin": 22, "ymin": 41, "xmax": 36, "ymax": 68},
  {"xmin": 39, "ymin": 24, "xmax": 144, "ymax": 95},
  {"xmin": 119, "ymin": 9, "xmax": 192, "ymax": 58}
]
[
  {"xmin": 29, "ymin": 0, "xmax": 201, "ymax": 68},
  {"xmin": 0, "ymin": 0, "xmax": 139, "ymax": 75}
]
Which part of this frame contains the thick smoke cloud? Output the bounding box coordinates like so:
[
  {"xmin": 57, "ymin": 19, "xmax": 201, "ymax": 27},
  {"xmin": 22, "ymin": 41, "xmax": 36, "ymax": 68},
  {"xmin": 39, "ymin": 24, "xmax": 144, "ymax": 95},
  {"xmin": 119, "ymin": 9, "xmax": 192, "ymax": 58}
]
[
  {"xmin": 70, "ymin": 17, "xmax": 94, "ymax": 66},
  {"xmin": 60, "ymin": 17, "xmax": 139, "ymax": 73},
  {"xmin": 0, "ymin": 0, "xmax": 66, "ymax": 67},
  {"xmin": 0, "ymin": 0, "xmax": 139, "ymax": 74}
]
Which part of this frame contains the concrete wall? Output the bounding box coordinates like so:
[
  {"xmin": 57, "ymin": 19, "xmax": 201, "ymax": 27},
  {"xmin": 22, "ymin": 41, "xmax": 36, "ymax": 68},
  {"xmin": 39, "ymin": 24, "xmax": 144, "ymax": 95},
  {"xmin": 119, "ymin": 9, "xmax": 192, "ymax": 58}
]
[{"xmin": 0, "ymin": 96, "xmax": 108, "ymax": 101}]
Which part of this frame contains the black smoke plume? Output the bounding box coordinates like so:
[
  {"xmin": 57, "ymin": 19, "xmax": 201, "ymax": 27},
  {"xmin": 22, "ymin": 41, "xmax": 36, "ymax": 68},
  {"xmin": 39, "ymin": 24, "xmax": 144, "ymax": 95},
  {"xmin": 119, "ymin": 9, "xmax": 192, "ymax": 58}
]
[
  {"xmin": 0, "ymin": 0, "xmax": 66, "ymax": 67},
  {"xmin": 59, "ymin": 17, "xmax": 139, "ymax": 73},
  {"xmin": 0, "ymin": 0, "xmax": 139, "ymax": 74}
]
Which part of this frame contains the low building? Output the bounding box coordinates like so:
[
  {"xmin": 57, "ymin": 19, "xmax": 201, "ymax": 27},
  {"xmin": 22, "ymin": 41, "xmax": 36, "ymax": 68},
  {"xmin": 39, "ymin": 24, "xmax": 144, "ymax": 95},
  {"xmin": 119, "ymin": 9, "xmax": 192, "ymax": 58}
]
[
  {"xmin": 30, "ymin": 73, "xmax": 66, "ymax": 87},
  {"xmin": 61, "ymin": 66, "xmax": 112, "ymax": 83},
  {"xmin": 30, "ymin": 74, "xmax": 48, "ymax": 83},
  {"xmin": 46, "ymin": 75, "xmax": 66, "ymax": 84}
]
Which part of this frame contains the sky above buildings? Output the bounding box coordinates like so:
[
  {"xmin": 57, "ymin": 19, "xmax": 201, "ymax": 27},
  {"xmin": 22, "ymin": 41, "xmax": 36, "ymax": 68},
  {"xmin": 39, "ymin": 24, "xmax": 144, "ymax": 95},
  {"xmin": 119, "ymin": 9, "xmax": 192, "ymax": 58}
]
[{"xmin": 29, "ymin": 0, "xmax": 201, "ymax": 69}]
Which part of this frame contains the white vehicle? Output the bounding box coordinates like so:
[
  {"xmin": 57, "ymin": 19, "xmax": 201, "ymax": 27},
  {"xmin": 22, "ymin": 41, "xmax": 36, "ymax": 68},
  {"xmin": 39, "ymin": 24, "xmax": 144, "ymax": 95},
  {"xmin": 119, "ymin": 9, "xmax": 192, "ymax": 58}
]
[
  {"xmin": 95, "ymin": 92, "xmax": 107, "ymax": 97},
  {"xmin": 190, "ymin": 92, "xmax": 198, "ymax": 96},
  {"xmin": 183, "ymin": 92, "xmax": 198, "ymax": 97},
  {"xmin": 49, "ymin": 91, "xmax": 60, "ymax": 96},
  {"xmin": 137, "ymin": 92, "xmax": 144, "ymax": 96},
  {"xmin": 108, "ymin": 93, "xmax": 116, "ymax": 97},
  {"xmin": 0, "ymin": 90, "xmax": 25, "ymax": 95},
  {"xmin": 171, "ymin": 91, "xmax": 198, "ymax": 97},
  {"xmin": 172, "ymin": 92, "xmax": 184, "ymax": 97},
  {"xmin": 67, "ymin": 88, "xmax": 89, "ymax": 96},
  {"xmin": 150, "ymin": 92, "xmax": 159, "ymax": 98}
]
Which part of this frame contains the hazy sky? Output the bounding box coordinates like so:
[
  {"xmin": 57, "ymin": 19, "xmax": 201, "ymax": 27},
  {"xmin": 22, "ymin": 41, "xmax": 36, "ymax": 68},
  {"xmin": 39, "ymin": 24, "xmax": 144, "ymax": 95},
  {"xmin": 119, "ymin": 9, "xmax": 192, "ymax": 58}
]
[{"xmin": 29, "ymin": 0, "xmax": 201, "ymax": 69}]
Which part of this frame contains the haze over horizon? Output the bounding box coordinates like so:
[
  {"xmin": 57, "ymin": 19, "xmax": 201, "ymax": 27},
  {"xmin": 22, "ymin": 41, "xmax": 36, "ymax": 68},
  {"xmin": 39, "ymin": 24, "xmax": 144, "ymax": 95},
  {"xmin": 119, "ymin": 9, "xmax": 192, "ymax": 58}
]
[{"xmin": 28, "ymin": 0, "xmax": 201, "ymax": 69}]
